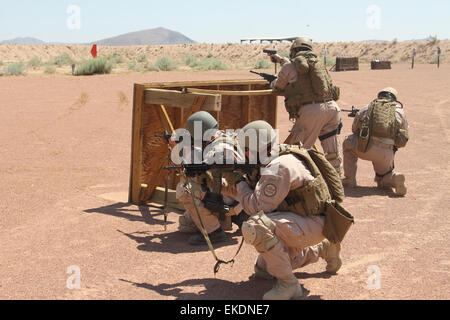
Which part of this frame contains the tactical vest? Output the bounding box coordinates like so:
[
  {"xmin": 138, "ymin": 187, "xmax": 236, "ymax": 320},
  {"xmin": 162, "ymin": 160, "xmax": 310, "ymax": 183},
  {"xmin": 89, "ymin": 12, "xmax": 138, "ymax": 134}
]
[
  {"xmin": 248, "ymin": 145, "xmax": 345, "ymax": 217},
  {"xmin": 284, "ymin": 51, "xmax": 340, "ymax": 120}
]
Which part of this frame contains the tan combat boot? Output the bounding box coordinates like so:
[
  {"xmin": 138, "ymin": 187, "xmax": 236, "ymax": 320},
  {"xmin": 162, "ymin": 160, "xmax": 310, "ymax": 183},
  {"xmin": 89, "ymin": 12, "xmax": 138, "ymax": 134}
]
[
  {"xmin": 254, "ymin": 259, "xmax": 274, "ymax": 280},
  {"xmin": 262, "ymin": 274, "xmax": 303, "ymax": 300},
  {"xmin": 341, "ymin": 177, "xmax": 357, "ymax": 188},
  {"xmin": 318, "ymin": 240, "xmax": 342, "ymax": 274},
  {"xmin": 392, "ymin": 173, "xmax": 407, "ymax": 196},
  {"xmin": 178, "ymin": 215, "xmax": 199, "ymax": 234}
]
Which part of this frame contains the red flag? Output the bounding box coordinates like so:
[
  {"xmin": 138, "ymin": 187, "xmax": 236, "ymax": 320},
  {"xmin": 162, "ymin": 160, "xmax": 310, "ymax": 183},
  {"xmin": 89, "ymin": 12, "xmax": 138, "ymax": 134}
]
[{"xmin": 91, "ymin": 44, "xmax": 97, "ymax": 58}]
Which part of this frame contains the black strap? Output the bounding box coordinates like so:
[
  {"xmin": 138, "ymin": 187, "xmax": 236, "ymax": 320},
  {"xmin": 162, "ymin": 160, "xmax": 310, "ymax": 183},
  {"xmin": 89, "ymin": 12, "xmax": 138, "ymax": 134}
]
[
  {"xmin": 319, "ymin": 121, "xmax": 343, "ymax": 141},
  {"xmin": 376, "ymin": 165, "xmax": 395, "ymax": 178}
]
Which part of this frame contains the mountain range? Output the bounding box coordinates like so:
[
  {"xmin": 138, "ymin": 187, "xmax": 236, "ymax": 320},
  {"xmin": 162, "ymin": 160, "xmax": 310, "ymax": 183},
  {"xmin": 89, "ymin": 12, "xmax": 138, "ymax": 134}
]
[{"xmin": 1, "ymin": 27, "xmax": 196, "ymax": 46}]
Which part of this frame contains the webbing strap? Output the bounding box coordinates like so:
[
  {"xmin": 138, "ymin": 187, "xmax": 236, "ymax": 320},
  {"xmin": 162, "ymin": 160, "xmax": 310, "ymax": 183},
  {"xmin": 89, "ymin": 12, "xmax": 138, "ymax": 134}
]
[{"xmin": 319, "ymin": 121, "xmax": 343, "ymax": 141}]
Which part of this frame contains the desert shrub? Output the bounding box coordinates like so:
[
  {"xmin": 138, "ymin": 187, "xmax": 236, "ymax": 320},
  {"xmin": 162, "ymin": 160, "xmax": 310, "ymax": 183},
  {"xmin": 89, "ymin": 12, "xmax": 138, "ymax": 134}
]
[
  {"xmin": 254, "ymin": 59, "xmax": 271, "ymax": 69},
  {"xmin": 105, "ymin": 53, "xmax": 126, "ymax": 64},
  {"xmin": 193, "ymin": 58, "xmax": 227, "ymax": 71},
  {"xmin": 279, "ymin": 51, "xmax": 290, "ymax": 58},
  {"xmin": 144, "ymin": 62, "xmax": 160, "ymax": 72},
  {"xmin": 2, "ymin": 62, "xmax": 26, "ymax": 76},
  {"xmin": 182, "ymin": 54, "xmax": 197, "ymax": 67},
  {"xmin": 154, "ymin": 57, "xmax": 177, "ymax": 71},
  {"xmin": 74, "ymin": 58, "xmax": 113, "ymax": 76},
  {"xmin": 128, "ymin": 60, "xmax": 143, "ymax": 72},
  {"xmin": 44, "ymin": 65, "xmax": 56, "ymax": 74},
  {"xmin": 136, "ymin": 53, "xmax": 148, "ymax": 63},
  {"xmin": 28, "ymin": 56, "xmax": 42, "ymax": 68},
  {"xmin": 0, "ymin": 60, "xmax": 3, "ymax": 66},
  {"xmin": 50, "ymin": 53, "xmax": 73, "ymax": 66},
  {"xmin": 428, "ymin": 35, "xmax": 439, "ymax": 46},
  {"xmin": 325, "ymin": 57, "xmax": 336, "ymax": 66}
]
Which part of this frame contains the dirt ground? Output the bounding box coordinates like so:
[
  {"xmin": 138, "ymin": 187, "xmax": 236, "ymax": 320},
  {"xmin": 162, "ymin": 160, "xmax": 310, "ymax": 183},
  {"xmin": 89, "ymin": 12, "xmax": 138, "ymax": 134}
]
[{"xmin": 0, "ymin": 64, "xmax": 449, "ymax": 300}]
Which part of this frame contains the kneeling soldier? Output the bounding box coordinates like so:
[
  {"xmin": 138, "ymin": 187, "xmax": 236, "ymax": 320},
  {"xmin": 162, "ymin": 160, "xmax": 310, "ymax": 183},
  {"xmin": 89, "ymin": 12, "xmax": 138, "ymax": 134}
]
[
  {"xmin": 342, "ymin": 88, "xmax": 409, "ymax": 196},
  {"xmin": 221, "ymin": 121, "xmax": 354, "ymax": 300}
]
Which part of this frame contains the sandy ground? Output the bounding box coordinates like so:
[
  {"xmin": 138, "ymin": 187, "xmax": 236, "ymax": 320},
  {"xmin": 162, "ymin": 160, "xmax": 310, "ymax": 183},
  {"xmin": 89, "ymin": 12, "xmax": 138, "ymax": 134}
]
[{"xmin": 0, "ymin": 64, "xmax": 449, "ymax": 300}]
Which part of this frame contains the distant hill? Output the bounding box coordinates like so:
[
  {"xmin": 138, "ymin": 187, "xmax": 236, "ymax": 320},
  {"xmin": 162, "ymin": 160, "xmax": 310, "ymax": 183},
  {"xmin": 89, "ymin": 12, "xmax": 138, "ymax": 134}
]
[
  {"xmin": 92, "ymin": 27, "xmax": 196, "ymax": 46},
  {"xmin": 2, "ymin": 37, "xmax": 46, "ymax": 45}
]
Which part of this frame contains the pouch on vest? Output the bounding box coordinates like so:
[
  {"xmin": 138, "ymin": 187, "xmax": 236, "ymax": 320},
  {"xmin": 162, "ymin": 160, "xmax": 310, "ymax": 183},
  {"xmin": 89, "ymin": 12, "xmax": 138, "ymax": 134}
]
[
  {"xmin": 284, "ymin": 95, "xmax": 303, "ymax": 120},
  {"xmin": 322, "ymin": 201, "xmax": 354, "ymax": 244},
  {"xmin": 278, "ymin": 178, "xmax": 328, "ymax": 217},
  {"xmin": 308, "ymin": 149, "xmax": 345, "ymax": 203},
  {"xmin": 357, "ymin": 124, "xmax": 370, "ymax": 153},
  {"xmin": 394, "ymin": 129, "xmax": 409, "ymax": 148},
  {"xmin": 331, "ymin": 85, "xmax": 340, "ymax": 101},
  {"xmin": 308, "ymin": 57, "xmax": 330, "ymax": 97}
]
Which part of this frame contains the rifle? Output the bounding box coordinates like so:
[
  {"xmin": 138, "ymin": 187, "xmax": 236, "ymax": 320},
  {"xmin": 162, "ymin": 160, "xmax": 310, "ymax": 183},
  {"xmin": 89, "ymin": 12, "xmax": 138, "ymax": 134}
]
[
  {"xmin": 250, "ymin": 70, "xmax": 277, "ymax": 83},
  {"xmin": 165, "ymin": 162, "xmax": 259, "ymax": 178},
  {"xmin": 154, "ymin": 130, "xmax": 173, "ymax": 231},
  {"xmin": 341, "ymin": 106, "xmax": 360, "ymax": 118}
]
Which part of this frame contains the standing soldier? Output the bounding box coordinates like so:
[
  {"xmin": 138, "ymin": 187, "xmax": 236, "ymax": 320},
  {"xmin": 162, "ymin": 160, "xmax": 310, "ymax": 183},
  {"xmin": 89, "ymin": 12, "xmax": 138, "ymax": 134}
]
[
  {"xmin": 221, "ymin": 121, "xmax": 353, "ymax": 300},
  {"xmin": 268, "ymin": 37, "xmax": 343, "ymax": 175},
  {"xmin": 341, "ymin": 88, "xmax": 409, "ymax": 196}
]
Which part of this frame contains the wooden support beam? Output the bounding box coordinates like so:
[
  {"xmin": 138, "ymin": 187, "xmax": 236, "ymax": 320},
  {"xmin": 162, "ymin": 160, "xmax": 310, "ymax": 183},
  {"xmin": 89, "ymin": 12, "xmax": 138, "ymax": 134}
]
[
  {"xmin": 144, "ymin": 88, "xmax": 221, "ymax": 111},
  {"xmin": 186, "ymin": 88, "xmax": 276, "ymax": 96},
  {"xmin": 129, "ymin": 84, "xmax": 145, "ymax": 204}
]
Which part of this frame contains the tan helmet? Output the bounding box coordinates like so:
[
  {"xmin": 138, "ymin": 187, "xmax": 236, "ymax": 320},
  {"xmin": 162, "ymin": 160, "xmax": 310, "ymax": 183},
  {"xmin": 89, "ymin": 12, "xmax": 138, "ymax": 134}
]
[
  {"xmin": 241, "ymin": 120, "xmax": 277, "ymax": 152},
  {"xmin": 186, "ymin": 111, "xmax": 219, "ymax": 138},
  {"xmin": 379, "ymin": 87, "xmax": 398, "ymax": 101},
  {"xmin": 291, "ymin": 37, "xmax": 313, "ymax": 51}
]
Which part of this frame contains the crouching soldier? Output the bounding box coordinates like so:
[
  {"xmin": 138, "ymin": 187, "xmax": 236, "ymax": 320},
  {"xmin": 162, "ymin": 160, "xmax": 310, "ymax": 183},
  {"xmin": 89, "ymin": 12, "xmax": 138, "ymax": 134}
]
[
  {"xmin": 221, "ymin": 121, "xmax": 354, "ymax": 300},
  {"xmin": 175, "ymin": 111, "xmax": 248, "ymax": 245},
  {"xmin": 342, "ymin": 88, "xmax": 410, "ymax": 196}
]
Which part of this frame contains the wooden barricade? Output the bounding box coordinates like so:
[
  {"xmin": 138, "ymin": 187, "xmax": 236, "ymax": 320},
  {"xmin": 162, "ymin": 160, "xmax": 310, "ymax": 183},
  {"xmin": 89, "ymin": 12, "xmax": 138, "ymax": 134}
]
[
  {"xmin": 128, "ymin": 80, "xmax": 279, "ymax": 228},
  {"xmin": 371, "ymin": 60, "xmax": 392, "ymax": 70},
  {"xmin": 335, "ymin": 57, "xmax": 359, "ymax": 71}
]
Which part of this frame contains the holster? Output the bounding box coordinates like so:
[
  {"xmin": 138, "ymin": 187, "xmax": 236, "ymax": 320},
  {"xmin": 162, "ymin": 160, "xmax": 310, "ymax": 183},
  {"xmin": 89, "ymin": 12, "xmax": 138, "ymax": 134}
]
[
  {"xmin": 357, "ymin": 125, "xmax": 370, "ymax": 153},
  {"xmin": 322, "ymin": 201, "xmax": 354, "ymax": 244}
]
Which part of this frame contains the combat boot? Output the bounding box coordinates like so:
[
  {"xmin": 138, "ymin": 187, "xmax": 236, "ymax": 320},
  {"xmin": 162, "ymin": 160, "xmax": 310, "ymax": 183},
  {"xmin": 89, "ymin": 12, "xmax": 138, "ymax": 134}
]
[
  {"xmin": 178, "ymin": 215, "xmax": 198, "ymax": 234},
  {"xmin": 254, "ymin": 259, "xmax": 274, "ymax": 280},
  {"xmin": 392, "ymin": 173, "xmax": 407, "ymax": 196},
  {"xmin": 262, "ymin": 274, "xmax": 303, "ymax": 300},
  {"xmin": 318, "ymin": 240, "xmax": 342, "ymax": 274},
  {"xmin": 341, "ymin": 177, "xmax": 356, "ymax": 188},
  {"xmin": 188, "ymin": 227, "xmax": 226, "ymax": 246}
]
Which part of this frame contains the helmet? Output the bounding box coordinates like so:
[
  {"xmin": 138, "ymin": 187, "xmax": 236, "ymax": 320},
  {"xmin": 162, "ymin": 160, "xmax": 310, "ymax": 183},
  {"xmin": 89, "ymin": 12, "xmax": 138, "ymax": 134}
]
[
  {"xmin": 291, "ymin": 37, "xmax": 313, "ymax": 51},
  {"xmin": 186, "ymin": 111, "xmax": 219, "ymax": 139},
  {"xmin": 378, "ymin": 87, "xmax": 398, "ymax": 101},
  {"xmin": 241, "ymin": 121, "xmax": 277, "ymax": 153}
]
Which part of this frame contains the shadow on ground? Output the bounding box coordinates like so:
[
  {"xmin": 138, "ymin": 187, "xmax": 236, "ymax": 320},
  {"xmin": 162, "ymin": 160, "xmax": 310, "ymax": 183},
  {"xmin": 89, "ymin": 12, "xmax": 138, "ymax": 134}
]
[
  {"xmin": 84, "ymin": 202, "xmax": 180, "ymax": 227},
  {"xmin": 119, "ymin": 276, "xmax": 322, "ymax": 300},
  {"xmin": 117, "ymin": 229, "xmax": 241, "ymax": 254},
  {"xmin": 344, "ymin": 186, "xmax": 402, "ymax": 199}
]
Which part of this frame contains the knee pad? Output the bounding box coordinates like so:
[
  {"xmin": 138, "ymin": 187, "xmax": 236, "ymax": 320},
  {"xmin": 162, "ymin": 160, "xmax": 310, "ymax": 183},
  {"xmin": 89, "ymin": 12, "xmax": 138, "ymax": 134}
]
[{"xmin": 242, "ymin": 211, "xmax": 279, "ymax": 253}]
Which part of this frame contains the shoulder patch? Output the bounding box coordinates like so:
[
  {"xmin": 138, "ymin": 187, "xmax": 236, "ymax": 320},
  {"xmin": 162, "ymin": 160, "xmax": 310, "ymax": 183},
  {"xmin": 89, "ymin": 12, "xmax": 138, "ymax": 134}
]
[{"xmin": 263, "ymin": 183, "xmax": 278, "ymax": 198}]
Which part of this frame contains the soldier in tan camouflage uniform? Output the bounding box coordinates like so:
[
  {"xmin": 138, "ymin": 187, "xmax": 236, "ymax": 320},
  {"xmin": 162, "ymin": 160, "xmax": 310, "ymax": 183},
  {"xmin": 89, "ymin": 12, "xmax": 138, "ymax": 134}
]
[
  {"xmin": 269, "ymin": 37, "xmax": 343, "ymax": 175},
  {"xmin": 221, "ymin": 121, "xmax": 353, "ymax": 300},
  {"xmin": 175, "ymin": 111, "xmax": 247, "ymax": 245},
  {"xmin": 342, "ymin": 88, "xmax": 409, "ymax": 196}
]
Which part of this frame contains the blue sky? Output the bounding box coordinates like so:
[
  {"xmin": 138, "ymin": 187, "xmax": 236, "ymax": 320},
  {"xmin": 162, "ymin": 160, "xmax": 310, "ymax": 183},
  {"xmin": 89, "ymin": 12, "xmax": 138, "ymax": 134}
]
[{"xmin": 0, "ymin": 0, "xmax": 449, "ymax": 43}]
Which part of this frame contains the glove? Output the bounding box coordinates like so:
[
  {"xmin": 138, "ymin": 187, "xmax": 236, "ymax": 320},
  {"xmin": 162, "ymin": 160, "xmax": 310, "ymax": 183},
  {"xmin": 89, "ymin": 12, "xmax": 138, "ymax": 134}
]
[{"xmin": 223, "ymin": 171, "xmax": 245, "ymax": 186}]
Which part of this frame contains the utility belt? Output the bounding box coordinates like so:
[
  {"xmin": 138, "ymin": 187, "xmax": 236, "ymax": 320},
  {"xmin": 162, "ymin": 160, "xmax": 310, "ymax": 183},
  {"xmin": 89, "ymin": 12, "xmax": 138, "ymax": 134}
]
[
  {"xmin": 300, "ymin": 98, "xmax": 334, "ymax": 107},
  {"xmin": 371, "ymin": 136, "xmax": 395, "ymax": 149}
]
